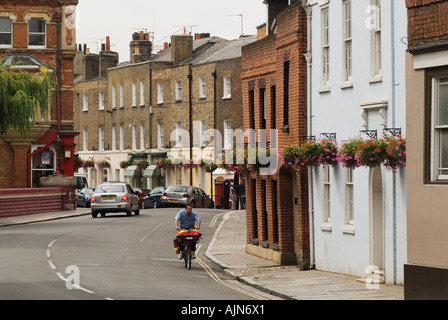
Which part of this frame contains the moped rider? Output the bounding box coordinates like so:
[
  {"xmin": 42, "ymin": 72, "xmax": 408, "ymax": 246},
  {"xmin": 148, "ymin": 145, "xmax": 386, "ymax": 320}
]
[{"xmin": 174, "ymin": 203, "xmax": 201, "ymax": 259}]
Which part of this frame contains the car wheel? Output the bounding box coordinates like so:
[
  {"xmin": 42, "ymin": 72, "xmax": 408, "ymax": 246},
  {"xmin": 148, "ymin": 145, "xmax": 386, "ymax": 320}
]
[
  {"xmin": 92, "ymin": 211, "xmax": 98, "ymax": 218},
  {"xmin": 135, "ymin": 206, "xmax": 140, "ymax": 215},
  {"xmin": 126, "ymin": 209, "xmax": 132, "ymax": 216},
  {"xmin": 101, "ymin": 212, "xmax": 106, "ymax": 217}
]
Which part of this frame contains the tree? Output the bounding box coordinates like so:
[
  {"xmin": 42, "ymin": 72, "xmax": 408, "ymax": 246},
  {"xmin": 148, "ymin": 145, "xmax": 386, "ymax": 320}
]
[{"xmin": 0, "ymin": 62, "xmax": 53, "ymax": 137}]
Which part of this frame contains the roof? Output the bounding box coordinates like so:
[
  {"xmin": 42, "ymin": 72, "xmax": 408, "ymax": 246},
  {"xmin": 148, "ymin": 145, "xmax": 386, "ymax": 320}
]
[
  {"xmin": 194, "ymin": 36, "xmax": 257, "ymax": 65},
  {"xmin": 1, "ymin": 54, "xmax": 54, "ymax": 71}
]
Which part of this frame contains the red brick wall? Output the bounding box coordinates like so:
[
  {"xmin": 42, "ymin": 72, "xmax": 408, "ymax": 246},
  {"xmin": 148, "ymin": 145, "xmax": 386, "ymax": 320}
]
[
  {"xmin": 406, "ymin": 0, "xmax": 448, "ymax": 51},
  {"xmin": 0, "ymin": 187, "xmax": 67, "ymax": 217}
]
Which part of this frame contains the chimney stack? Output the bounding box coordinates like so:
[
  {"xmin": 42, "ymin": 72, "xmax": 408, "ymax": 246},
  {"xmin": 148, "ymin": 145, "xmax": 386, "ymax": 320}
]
[
  {"xmin": 130, "ymin": 32, "xmax": 152, "ymax": 64},
  {"xmin": 170, "ymin": 35, "xmax": 193, "ymax": 65},
  {"xmin": 99, "ymin": 36, "xmax": 119, "ymax": 76}
]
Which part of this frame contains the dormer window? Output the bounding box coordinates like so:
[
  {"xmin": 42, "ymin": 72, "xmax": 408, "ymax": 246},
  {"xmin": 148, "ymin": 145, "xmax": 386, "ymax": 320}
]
[
  {"xmin": 28, "ymin": 18, "xmax": 46, "ymax": 47},
  {"xmin": 0, "ymin": 17, "xmax": 12, "ymax": 47}
]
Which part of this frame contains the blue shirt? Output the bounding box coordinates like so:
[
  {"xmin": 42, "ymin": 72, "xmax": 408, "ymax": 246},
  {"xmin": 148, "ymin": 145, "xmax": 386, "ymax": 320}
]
[{"xmin": 175, "ymin": 209, "xmax": 201, "ymax": 229}]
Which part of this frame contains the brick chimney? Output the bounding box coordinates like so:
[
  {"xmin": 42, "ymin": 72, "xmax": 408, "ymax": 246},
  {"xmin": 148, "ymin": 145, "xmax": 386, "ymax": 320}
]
[
  {"xmin": 266, "ymin": 0, "xmax": 290, "ymax": 35},
  {"xmin": 170, "ymin": 34, "xmax": 193, "ymax": 65},
  {"xmin": 99, "ymin": 36, "xmax": 119, "ymax": 76},
  {"xmin": 130, "ymin": 32, "xmax": 152, "ymax": 64}
]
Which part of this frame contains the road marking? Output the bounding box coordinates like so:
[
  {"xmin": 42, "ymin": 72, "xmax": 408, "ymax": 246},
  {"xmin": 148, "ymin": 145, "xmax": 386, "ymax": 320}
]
[
  {"xmin": 140, "ymin": 223, "xmax": 163, "ymax": 242},
  {"xmin": 209, "ymin": 212, "xmax": 225, "ymax": 228},
  {"xmin": 195, "ymin": 245, "xmax": 267, "ymax": 300}
]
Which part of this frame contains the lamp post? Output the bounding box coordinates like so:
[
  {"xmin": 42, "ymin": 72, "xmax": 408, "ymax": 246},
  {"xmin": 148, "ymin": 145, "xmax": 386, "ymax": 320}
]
[{"xmin": 53, "ymin": 134, "xmax": 63, "ymax": 175}]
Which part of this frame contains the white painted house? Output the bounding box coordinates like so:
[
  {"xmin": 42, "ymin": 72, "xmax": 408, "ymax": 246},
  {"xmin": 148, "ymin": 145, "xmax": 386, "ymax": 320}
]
[{"xmin": 305, "ymin": 0, "xmax": 407, "ymax": 284}]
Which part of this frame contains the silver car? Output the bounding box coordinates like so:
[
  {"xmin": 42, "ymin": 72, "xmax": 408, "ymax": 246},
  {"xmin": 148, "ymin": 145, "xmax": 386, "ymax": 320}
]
[
  {"xmin": 90, "ymin": 182, "xmax": 140, "ymax": 218},
  {"xmin": 161, "ymin": 185, "xmax": 214, "ymax": 208}
]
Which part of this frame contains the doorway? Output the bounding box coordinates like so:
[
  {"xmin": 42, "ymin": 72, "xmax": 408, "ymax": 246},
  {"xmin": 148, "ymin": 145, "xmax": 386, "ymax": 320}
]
[{"xmin": 370, "ymin": 167, "xmax": 384, "ymax": 270}]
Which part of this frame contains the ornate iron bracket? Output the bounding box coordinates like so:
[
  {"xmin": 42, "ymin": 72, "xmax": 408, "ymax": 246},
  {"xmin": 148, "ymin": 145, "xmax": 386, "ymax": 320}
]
[
  {"xmin": 360, "ymin": 129, "xmax": 378, "ymax": 139},
  {"xmin": 383, "ymin": 127, "xmax": 402, "ymax": 137},
  {"xmin": 320, "ymin": 133, "xmax": 337, "ymax": 140}
]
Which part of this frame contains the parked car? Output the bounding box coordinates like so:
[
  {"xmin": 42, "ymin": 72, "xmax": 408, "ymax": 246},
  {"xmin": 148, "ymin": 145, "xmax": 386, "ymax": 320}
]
[
  {"xmin": 133, "ymin": 187, "xmax": 151, "ymax": 208},
  {"xmin": 161, "ymin": 185, "xmax": 214, "ymax": 208},
  {"xmin": 143, "ymin": 186, "xmax": 165, "ymax": 209},
  {"xmin": 90, "ymin": 182, "xmax": 140, "ymax": 218},
  {"xmin": 75, "ymin": 188, "xmax": 95, "ymax": 208}
]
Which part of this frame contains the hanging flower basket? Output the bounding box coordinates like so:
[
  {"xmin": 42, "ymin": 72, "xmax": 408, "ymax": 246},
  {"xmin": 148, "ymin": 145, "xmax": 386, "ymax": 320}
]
[
  {"xmin": 355, "ymin": 138, "xmax": 388, "ymax": 168},
  {"xmin": 97, "ymin": 160, "xmax": 110, "ymax": 170},
  {"xmin": 383, "ymin": 135, "xmax": 406, "ymax": 172},
  {"xmin": 120, "ymin": 158, "xmax": 133, "ymax": 169},
  {"xmin": 317, "ymin": 138, "xmax": 339, "ymax": 166},
  {"xmin": 338, "ymin": 138, "xmax": 365, "ymax": 168},
  {"xmin": 74, "ymin": 157, "xmax": 84, "ymax": 170},
  {"xmin": 155, "ymin": 158, "xmax": 174, "ymax": 171},
  {"xmin": 84, "ymin": 159, "xmax": 95, "ymax": 168},
  {"xmin": 136, "ymin": 159, "xmax": 149, "ymax": 170}
]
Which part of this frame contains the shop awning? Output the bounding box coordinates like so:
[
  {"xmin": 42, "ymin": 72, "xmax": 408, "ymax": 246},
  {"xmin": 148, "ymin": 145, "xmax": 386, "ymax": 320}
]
[
  {"xmin": 143, "ymin": 165, "xmax": 161, "ymax": 178},
  {"xmin": 124, "ymin": 165, "xmax": 142, "ymax": 178}
]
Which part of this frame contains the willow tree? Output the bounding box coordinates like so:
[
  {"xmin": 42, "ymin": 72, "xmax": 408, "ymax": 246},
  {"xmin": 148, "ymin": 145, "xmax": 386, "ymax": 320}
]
[{"xmin": 0, "ymin": 62, "xmax": 53, "ymax": 137}]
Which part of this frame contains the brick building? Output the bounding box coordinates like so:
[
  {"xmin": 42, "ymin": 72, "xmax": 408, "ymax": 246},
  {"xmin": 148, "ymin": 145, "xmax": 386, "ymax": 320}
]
[
  {"xmin": 405, "ymin": 0, "xmax": 448, "ymax": 299},
  {"xmin": 0, "ymin": 0, "xmax": 79, "ymax": 189},
  {"xmin": 241, "ymin": 0, "xmax": 309, "ymax": 267}
]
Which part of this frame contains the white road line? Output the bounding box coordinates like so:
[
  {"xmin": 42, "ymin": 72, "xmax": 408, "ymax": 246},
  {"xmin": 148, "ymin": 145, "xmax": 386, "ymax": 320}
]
[{"xmin": 140, "ymin": 223, "xmax": 164, "ymax": 242}]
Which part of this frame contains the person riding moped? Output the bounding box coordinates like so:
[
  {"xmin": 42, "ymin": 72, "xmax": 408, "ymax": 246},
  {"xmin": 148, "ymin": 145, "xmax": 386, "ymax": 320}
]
[{"xmin": 174, "ymin": 203, "xmax": 201, "ymax": 260}]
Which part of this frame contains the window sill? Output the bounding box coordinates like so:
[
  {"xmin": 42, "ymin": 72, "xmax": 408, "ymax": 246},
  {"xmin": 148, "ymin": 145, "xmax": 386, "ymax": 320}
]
[
  {"xmin": 341, "ymin": 224, "xmax": 355, "ymax": 235},
  {"xmin": 139, "ymin": 104, "xmax": 145, "ymax": 107},
  {"xmin": 320, "ymin": 222, "xmax": 332, "ymax": 232},
  {"xmin": 82, "ymin": 109, "xmax": 88, "ymax": 112},
  {"xmin": 369, "ymin": 75, "xmax": 383, "ymax": 84},
  {"xmin": 318, "ymin": 86, "xmax": 331, "ymax": 93},
  {"xmin": 131, "ymin": 104, "xmax": 137, "ymax": 108},
  {"xmin": 340, "ymin": 81, "xmax": 353, "ymax": 89},
  {"xmin": 157, "ymin": 102, "xmax": 163, "ymax": 105},
  {"xmin": 222, "ymin": 96, "xmax": 232, "ymax": 100}
]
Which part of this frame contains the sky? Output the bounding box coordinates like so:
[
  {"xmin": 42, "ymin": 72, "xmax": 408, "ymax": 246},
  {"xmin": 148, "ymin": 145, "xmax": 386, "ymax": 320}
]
[{"xmin": 75, "ymin": 1, "xmax": 267, "ymax": 63}]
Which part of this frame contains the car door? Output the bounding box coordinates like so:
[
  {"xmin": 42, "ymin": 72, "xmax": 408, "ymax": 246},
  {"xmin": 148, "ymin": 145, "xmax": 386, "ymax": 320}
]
[
  {"xmin": 198, "ymin": 188, "xmax": 210, "ymax": 208},
  {"xmin": 127, "ymin": 184, "xmax": 139, "ymax": 210}
]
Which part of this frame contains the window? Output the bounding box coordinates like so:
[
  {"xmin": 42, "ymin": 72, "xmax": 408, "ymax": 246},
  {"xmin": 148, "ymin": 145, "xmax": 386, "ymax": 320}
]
[
  {"xmin": 343, "ymin": 0, "xmax": 352, "ymax": 83},
  {"xmin": 140, "ymin": 81, "xmax": 145, "ymax": 106},
  {"xmin": 370, "ymin": 0, "xmax": 382, "ymax": 79},
  {"xmin": 82, "ymin": 94, "xmax": 88, "ymax": 111},
  {"xmin": 344, "ymin": 167, "xmax": 355, "ymax": 226},
  {"xmin": 157, "ymin": 123, "xmax": 164, "ymax": 149},
  {"xmin": 322, "ymin": 166, "xmax": 331, "ymax": 228},
  {"xmin": 0, "ymin": 17, "xmax": 12, "ymax": 47},
  {"xmin": 83, "ymin": 129, "xmax": 88, "ymax": 151},
  {"xmin": 157, "ymin": 83, "xmax": 164, "ymax": 104},
  {"xmin": 249, "ymin": 89, "xmax": 255, "ymax": 130},
  {"xmin": 119, "ymin": 84, "xmax": 124, "ymax": 108},
  {"xmin": 321, "ymin": 7, "xmax": 330, "ymax": 87},
  {"xmin": 140, "ymin": 125, "xmax": 145, "ymax": 150},
  {"xmin": 119, "ymin": 126, "xmax": 124, "ymax": 150},
  {"xmin": 260, "ymin": 88, "xmax": 266, "ymax": 130},
  {"xmin": 99, "ymin": 128, "xmax": 105, "ymax": 151},
  {"xmin": 28, "ymin": 18, "xmax": 46, "ymax": 47},
  {"xmin": 111, "ymin": 86, "xmax": 117, "ymax": 109},
  {"xmin": 112, "ymin": 127, "xmax": 117, "ymax": 151},
  {"xmin": 283, "ymin": 61, "xmax": 290, "ymax": 126},
  {"xmin": 99, "ymin": 92, "xmax": 105, "ymax": 110},
  {"xmin": 223, "ymin": 76, "xmax": 231, "ymax": 99},
  {"xmin": 132, "ymin": 82, "xmax": 137, "ymax": 107},
  {"xmin": 199, "ymin": 120, "xmax": 206, "ymax": 147},
  {"xmin": 430, "ymin": 76, "xmax": 448, "ymax": 181},
  {"xmin": 175, "ymin": 80, "xmax": 182, "ymax": 101},
  {"xmin": 175, "ymin": 122, "xmax": 182, "ymax": 148},
  {"xmin": 223, "ymin": 120, "xmax": 232, "ymax": 149},
  {"xmin": 271, "ymin": 86, "xmax": 276, "ymax": 129},
  {"xmin": 132, "ymin": 125, "xmax": 137, "ymax": 150},
  {"xmin": 199, "ymin": 77, "xmax": 206, "ymax": 98}
]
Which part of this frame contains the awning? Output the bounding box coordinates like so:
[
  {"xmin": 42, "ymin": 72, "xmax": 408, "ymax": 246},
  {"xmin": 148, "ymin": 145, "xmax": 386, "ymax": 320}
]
[
  {"xmin": 124, "ymin": 165, "xmax": 142, "ymax": 178},
  {"xmin": 143, "ymin": 165, "xmax": 161, "ymax": 178},
  {"xmin": 212, "ymin": 168, "xmax": 235, "ymax": 181}
]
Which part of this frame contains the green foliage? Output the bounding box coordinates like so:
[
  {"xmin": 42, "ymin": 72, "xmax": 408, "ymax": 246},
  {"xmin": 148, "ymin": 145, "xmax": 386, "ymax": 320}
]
[{"xmin": 0, "ymin": 62, "xmax": 53, "ymax": 137}]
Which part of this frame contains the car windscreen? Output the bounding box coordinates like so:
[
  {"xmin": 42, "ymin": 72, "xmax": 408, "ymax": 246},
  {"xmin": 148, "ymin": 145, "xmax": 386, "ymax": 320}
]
[
  {"xmin": 96, "ymin": 185, "xmax": 125, "ymax": 193},
  {"xmin": 166, "ymin": 185, "xmax": 187, "ymax": 193},
  {"xmin": 85, "ymin": 189, "xmax": 95, "ymax": 195},
  {"xmin": 151, "ymin": 187, "xmax": 164, "ymax": 195}
]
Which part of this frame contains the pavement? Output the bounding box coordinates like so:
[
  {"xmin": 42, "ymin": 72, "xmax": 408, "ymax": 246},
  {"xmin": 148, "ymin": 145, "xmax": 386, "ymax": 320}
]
[{"xmin": 0, "ymin": 208, "xmax": 404, "ymax": 300}]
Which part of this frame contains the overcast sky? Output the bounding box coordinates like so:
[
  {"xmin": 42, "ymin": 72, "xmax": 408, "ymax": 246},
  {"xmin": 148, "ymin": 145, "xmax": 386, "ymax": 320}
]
[{"xmin": 76, "ymin": 1, "xmax": 267, "ymax": 62}]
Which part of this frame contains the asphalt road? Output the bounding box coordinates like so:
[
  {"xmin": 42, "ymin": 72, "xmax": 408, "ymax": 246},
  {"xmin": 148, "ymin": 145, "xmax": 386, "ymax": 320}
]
[{"xmin": 0, "ymin": 207, "xmax": 274, "ymax": 301}]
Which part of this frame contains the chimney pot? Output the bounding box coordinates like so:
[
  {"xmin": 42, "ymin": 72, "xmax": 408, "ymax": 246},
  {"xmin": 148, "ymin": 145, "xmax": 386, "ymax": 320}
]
[{"xmin": 106, "ymin": 36, "xmax": 111, "ymax": 51}]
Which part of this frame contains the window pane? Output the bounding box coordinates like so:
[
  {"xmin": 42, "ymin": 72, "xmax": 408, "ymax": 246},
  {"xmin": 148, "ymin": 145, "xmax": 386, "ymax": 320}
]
[
  {"xmin": 29, "ymin": 35, "xmax": 45, "ymax": 46},
  {"xmin": 439, "ymin": 129, "xmax": 448, "ymax": 175},
  {"xmin": 0, "ymin": 18, "xmax": 11, "ymax": 32},
  {"xmin": 29, "ymin": 19, "xmax": 45, "ymax": 33},
  {"xmin": 438, "ymin": 82, "xmax": 448, "ymax": 126},
  {"xmin": 0, "ymin": 34, "xmax": 11, "ymax": 45}
]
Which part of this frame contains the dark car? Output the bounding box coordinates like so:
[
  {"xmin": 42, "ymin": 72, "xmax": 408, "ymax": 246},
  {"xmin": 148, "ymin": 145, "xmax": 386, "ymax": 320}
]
[
  {"xmin": 161, "ymin": 185, "xmax": 214, "ymax": 208},
  {"xmin": 75, "ymin": 188, "xmax": 95, "ymax": 208},
  {"xmin": 143, "ymin": 186, "xmax": 165, "ymax": 209},
  {"xmin": 133, "ymin": 188, "xmax": 151, "ymax": 208}
]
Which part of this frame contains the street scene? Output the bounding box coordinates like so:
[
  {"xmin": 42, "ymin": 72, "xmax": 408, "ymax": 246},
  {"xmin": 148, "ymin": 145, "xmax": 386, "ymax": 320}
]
[{"xmin": 0, "ymin": 0, "xmax": 448, "ymax": 305}]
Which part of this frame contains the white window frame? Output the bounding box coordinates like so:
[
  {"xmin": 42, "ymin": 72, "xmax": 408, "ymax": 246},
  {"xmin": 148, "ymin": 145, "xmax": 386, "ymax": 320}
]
[
  {"xmin": 111, "ymin": 86, "xmax": 117, "ymax": 109},
  {"xmin": 175, "ymin": 122, "xmax": 182, "ymax": 148},
  {"xmin": 431, "ymin": 76, "xmax": 448, "ymax": 181},
  {"xmin": 131, "ymin": 82, "xmax": 137, "ymax": 107},
  {"xmin": 119, "ymin": 126, "xmax": 124, "ymax": 151},
  {"xmin": 223, "ymin": 120, "xmax": 232, "ymax": 149},
  {"xmin": 140, "ymin": 125, "xmax": 145, "ymax": 150},
  {"xmin": 119, "ymin": 84, "xmax": 124, "ymax": 108},
  {"xmin": 342, "ymin": 167, "xmax": 355, "ymax": 233},
  {"xmin": 111, "ymin": 127, "xmax": 117, "ymax": 151},
  {"xmin": 342, "ymin": 0, "xmax": 352, "ymax": 84},
  {"xmin": 99, "ymin": 127, "xmax": 105, "ymax": 151},
  {"xmin": 199, "ymin": 77, "xmax": 206, "ymax": 98},
  {"xmin": 83, "ymin": 129, "xmax": 88, "ymax": 151},
  {"xmin": 82, "ymin": 94, "xmax": 88, "ymax": 112},
  {"xmin": 321, "ymin": 165, "xmax": 332, "ymax": 230},
  {"xmin": 157, "ymin": 123, "xmax": 164, "ymax": 149},
  {"xmin": 0, "ymin": 17, "xmax": 12, "ymax": 48},
  {"xmin": 321, "ymin": 6, "xmax": 330, "ymax": 89},
  {"xmin": 28, "ymin": 17, "xmax": 46, "ymax": 48},
  {"xmin": 157, "ymin": 83, "xmax": 164, "ymax": 104},
  {"xmin": 132, "ymin": 125, "xmax": 137, "ymax": 150},
  {"xmin": 99, "ymin": 92, "xmax": 105, "ymax": 110},
  {"xmin": 199, "ymin": 120, "xmax": 206, "ymax": 147},
  {"xmin": 223, "ymin": 76, "xmax": 231, "ymax": 99},
  {"xmin": 175, "ymin": 80, "xmax": 182, "ymax": 101},
  {"xmin": 369, "ymin": 0, "xmax": 382, "ymax": 81},
  {"xmin": 140, "ymin": 80, "xmax": 145, "ymax": 106}
]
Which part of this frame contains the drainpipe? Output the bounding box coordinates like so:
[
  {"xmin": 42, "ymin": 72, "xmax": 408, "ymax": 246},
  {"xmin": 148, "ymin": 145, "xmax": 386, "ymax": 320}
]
[
  {"xmin": 54, "ymin": 11, "xmax": 62, "ymax": 133},
  {"xmin": 304, "ymin": 4, "xmax": 315, "ymax": 269},
  {"xmin": 188, "ymin": 65, "xmax": 193, "ymax": 185},
  {"xmin": 390, "ymin": 0, "xmax": 397, "ymax": 284}
]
